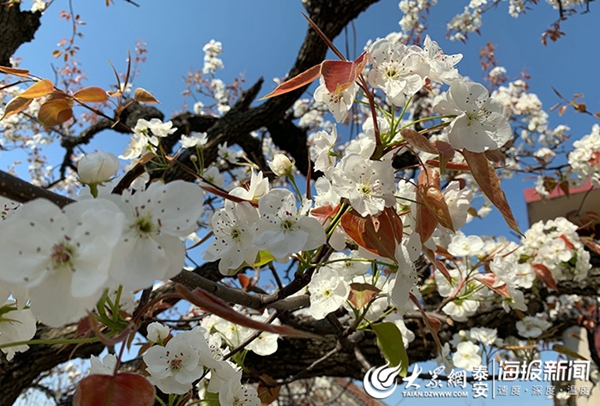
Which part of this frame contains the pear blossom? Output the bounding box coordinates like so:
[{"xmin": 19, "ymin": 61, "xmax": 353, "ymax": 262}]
[
  {"xmin": 147, "ymin": 322, "xmax": 170, "ymax": 343},
  {"xmin": 108, "ymin": 180, "xmax": 205, "ymax": 289},
  {"xmin": 245, "ymin": 312, "xmax": 280, "ymax": 356},
  {"xmin": 119, "ymin": 131, "xmax": 158, "ymax": 161},
  {"xmin": 308, "ymin": 268, "xmax": 350, "ymax": 320},
  {"xmin": 310, "ymin": 126, "xmax": 338, "ymax": 173},
  {"xmin": 253, "ymin": 189, "xmax": 326, "ymax": 261},
  {"xmin": 442, "ymin": 299, "xmax": 479, "ymax": 322},
  {"xmin": 134, "ymin": 118, "xmax": 177, "ymax": 138},
  {"xmin": 180, "ymin": 132, "xmax": 208, "ymax": 148},
  {"xmin": 0, "ymin": 301, "xmax": 36, "ymax": 361},
  {"xmin": 77, "ymin": 151, "xmax": 120, "ymax": 185},
  {"xmin": 368, "ymin": 39, "xmax": 428, "ymax": 104},
  {"xmin": 452, "ymin": 341, "xmax": 482, "ymax": 371},
  {"xmin": 218, "ymin": 370, "xmax": 261, "ymax": 406},
  {"xmin": 422, "ymin": 35, "xmax": 462, "ymax": 84},
  {"xmin": 516, "ymin": 315, "xmax": 552, "ymax": 338},
  {"xmin": 433, "ymin": 79, "xmax": 511, "ymax": 152},
  {"xmin": 230, "ymin": 170, "xmax": 269, "ymax": 201},
  {"xmin": 204, "ymin": 201, "xmax": 260, "ymax": 275},
  {"xmin": 313, "ymin": 78, "xmax": 357, "ymax": 123},
  {"xmin": 89, "ymin": 354, "xmax": 117, "ymax": 375},
  {"xmin": 448, "ymin": 234, "xmax": 484, "ymax": 257},
  {"xmin": 331, "ymin": 154, "xmax": 396, "ymax": 217},
  {"xmin": 144, "ymin": 335, "xmax": 205, "ymax": 394},
  {"xmin": 0, "ymin": 198, "xmax": 125, "ymax": 327},
  {"xmin": 268, "ymin": 154, "xmax": 294, "ymax": 177},
  {"xmin": 469, "ymin": 327, "xmax": 498, "ymax": 346}
]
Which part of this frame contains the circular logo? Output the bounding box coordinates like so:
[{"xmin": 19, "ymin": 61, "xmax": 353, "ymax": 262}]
[{"xmin": 363, "ymin": 362, "xmax": 402, "ymax": 399}]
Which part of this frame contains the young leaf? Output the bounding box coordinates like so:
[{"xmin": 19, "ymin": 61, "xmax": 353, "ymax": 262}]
[
  {"xmin": 348, "ymin": 283, "xmax": 380, "ymax": 309},
  {"xmin": 261, "ymin": 64, "xmax": 321, "ymax": 100},
  {"xmin": 320, "ymin": 51, "xmax": 367, "ymax": 94},
  {"xmin": 462, "ymin": 150, "xmax": 522, "ymax": 235},
  {"xmin": 19, "ymin": 79, "xmax": 54, "ymax": 99},
  {"xmin": 372, "ymin": 322, "xmax": 408, "ymax": 377},
  {"xmin": 133, "ymin": 87, "xmax": 159, "ymax": 104},
  {"xmin": 38, "ymin": 99, "xmax": 73, "ymax": 127},
  {"xmin": 340, "ymin": 207, "xmax": 402, "ymax": 261},
  {"xmin": 416, "ymin": 168, "xmax": 454, "ymax": 232},
  {"xmin": 1, "ymin": 97, "xmax": 32, "ymax": 120},
  {"xmin": 175, "ymin": 285, "xmax": 321, "ymax": 339},
  {"xmin": 73, "ymin": 86, "xmax": 108, "ymax": 103},
  {"xmin": 0, "ymin": 66, "xmax": 30, "ymax": 77},
  {"xmin": 532, "ymin": 263, "xmax": 558, "ymax": 291},
  {"xmin": 257, "ymin": 375, "xmax": 281, "ymax": 405},
  {"xmin": 73, "ymin": 373, "xmax": 155, "ymax": 406},
  {"xmin": 401, "ymin": 128, "xmax": 438, "ymax": 154}
]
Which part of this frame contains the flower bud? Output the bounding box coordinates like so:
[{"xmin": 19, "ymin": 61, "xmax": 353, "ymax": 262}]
[
  {"xmin": 147, "ymin": 322, "xmax": 170, "ymax": 343},
  {"xmin": 77, "ymin": 151, "xmax": 120, "ymax": 184},
  {"xmin": 268, "ymin": 154, "xmax": 294, "ymax": 177}
]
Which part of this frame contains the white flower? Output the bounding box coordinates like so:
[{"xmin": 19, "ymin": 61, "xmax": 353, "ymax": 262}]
[
  {"xmin": 180, "ymin": 132, "xmax": 208, "ymax": 148},
  {"xmin": 0, "ymin": 198, "xmax": 125, "ymax": 327},
  {"xmin": 331, "ymin": 154, "xmax": 396, "ymax": 217},
  {"xmin": 135, "ymin": 118, "xmax": 177, "ymax": 138},
  {"xmin": 308, "ymin": 268, "xmax": 350, "ymax": 320},
  {"xmin": 204, "ymin": 201, "xmax": 260, "ymax": 275},
  {"xmin": 31, "ymin": 0, "xmax": 46, "ymax": 13},
  {"xmin": 218, "ymin": 370, "xmax": 261, "ymax": 406},
  {"xmin": 442, "ymin": 299, "xmax": 479, "ymax": 322},
  {"xmin": 310, "ymin": 126, "xmax": 337, "ymax": 173},
  {"xmin": 423, "ymin": 35, "xmax": 463, "ymax": 84},
  {"xmin": 448, "ymin": 234, "xmax": 484, "ymax": 257},
  {"xmin": 89, "ymin": 354, "xmax": 117, "ymax": 375},
  {"xmin": 147, "ymin": 322, "xmax": 170, "ymax": 343},
  {"xmin": 108, "ymin": 181, "xmax": 205, "ymax": 289},
  {"xmin": 245, "ymin": 312, "xmax": 280, "ymax": 356},
  {"xmin": 516, "ymin": 315, "xmax": 552, "ymax": 338},
  {"xmin": 433, "ymin": 79, "xmax": 511, "ymax": 152},
  {"xmin": 268, "ymin": 154, "xmax": 294, "ymax": 177},
  {"xmin": 452, "ymin": 341, "xmax": 482, "ymax": 371},
  {"xmin": 144, "ymin": 336, "xmax": 205, "ymax": 394},
  {"xmin": 469, "ymin": 327, "xmax": 498, "ymax": 345},
  {"xmin": 77, "ymin": 151, "xmax": 120, "ymax": 185},
  {"xmin": 230, "ymin": 170, "xmax": 270, "ymax": 201},
  {"xmin": 0, "ymin": 301, "xmax": 36, "ymax": 361},
  {"xmin": 313, "ymin": 78, "xmax": 357, "ymax": 123},
  {"xmin": 368, "ymin": 39, "xmax": 428, "ymax": 104},
  {"xmin": 253, "ymin": 189, "xmax": 326, "ymax": 261}
]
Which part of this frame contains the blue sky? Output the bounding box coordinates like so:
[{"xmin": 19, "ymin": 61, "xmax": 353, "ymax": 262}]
[{"xmin": 8, "ymin": 0, "xmax": 600, "ymax": 404}]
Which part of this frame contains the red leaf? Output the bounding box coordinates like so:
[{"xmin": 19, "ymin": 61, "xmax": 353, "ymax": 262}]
[
  {"xmin": 73, "ymin": 373, "xmax": 155, "ymax": 406},
  {"xmin": 425, "ymin": 159, "xmax": 470, "ymax": 171},
  {"xmin": 133, "ymin": 87, "xmax": 159, "ymax": 104},
  {"xmin": 1, "ymin": 97, "xmax": 32, "ymax": 120},
  {"xmin": 73, "ymin": 86, "xmax": 109, "ymax": 103},
  {"xmin": 402, "ymin": 128, "xmax": 438, "ymax": 154},
  {"xmin": 261, "ymin": 64, "xmax": 322, "ymax": 100},
  {"xmin": 462, "ymin": 150, "xmax": 522, "ymax": 235},
  {"xmin": 19, "ymin": 79, "xmax": 54, "ymax": 99},
  {"xmin": 340, "ymin": 207, "xmax": 402, "ymax": 261},
  {"xmin": 0, "ymin": 66, "xmax": 30, "ymax": 77},
  {"xmin": 475, "ymin": 273, "xmax": 510, "ymax": 297},
  {"xmin": 559, "ymin": 234, "xmax": 575, "ymax": 250},
  {"xmin": 175, "ymin": 285, "xmax": 320, "ymax": 339},
  {"xmin": 310, "ymin": 204, "xmax": 339, "ymax": 219},
  {"xmin": 238, "ymin": 274, "xmax": 250, "ymax": 289},
  {"xmin": 581, "ymin": 237, "xmax": 600, "ymax": 256},
  {"xmin": 348, "ymin": 283, "xmax": 380, "ymax": 309},
  {"xmin": 38, "ymin": 98, "xmax": 73, "ymax": 127},
  {"xmin": 321, "ymin": 51, "xmax": 367, "ymax": 94},
  {"xmin": 533, "ymin": 263, "xmax": 558, "ymax": 291},
  {"xmin": 417, "ymin": 167, "xmax": 454, "ymax": 231}
]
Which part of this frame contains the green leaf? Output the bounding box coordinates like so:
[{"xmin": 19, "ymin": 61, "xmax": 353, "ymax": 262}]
[
  {"xmin": 372, "ymin": 322, "xmax": 408, "ymax": 377},
  {"xmin": 253, "ymin": 251, "xmax": 275, "ymax": 267}
]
